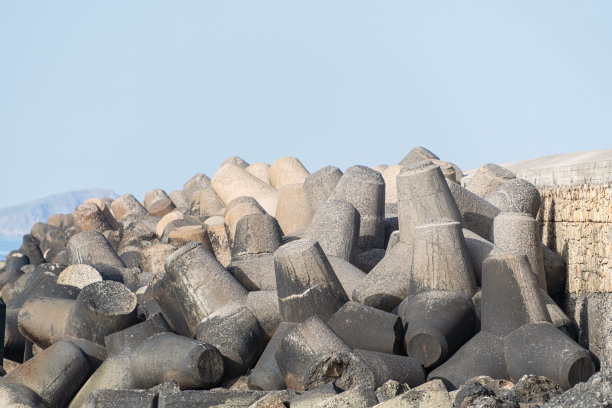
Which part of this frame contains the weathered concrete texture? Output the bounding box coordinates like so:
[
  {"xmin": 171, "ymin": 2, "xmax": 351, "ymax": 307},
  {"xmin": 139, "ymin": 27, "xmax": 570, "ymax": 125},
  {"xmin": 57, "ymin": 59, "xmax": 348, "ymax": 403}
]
[
  {"xmin": 212, "ymin": 163, "xmax": 278, "ymax": 216},
  {"xmin": 163, "ymin": 242, "xmax": 247, "ymax": 336},
  {"xmin": 248, "ymin": 322, "xmax": 297, "ymax": 391},
  {"xmin": 110, "ymin": 194, "xmax": 147, "ymax": 223},
  {"xmin": 351, "ymin": 241, "xmax": 412, "ymax": 312},
  {"xmin": 196, "ymin": 187, "xmax": 225, "ymax": 218},
  {"xmin": 139, "ymin": 244, "xmax": 175, "ymax": 274},
  {"xmin": 205, "ymin": 216, "xmax": 232, "ymax": 267},
  {"xmin": 398, "ymin": 291, "xmax": 478, "ymax": 368},
  {"xmin": 143, "ymin": 189, "xmax": 176, "ymax": 217},
  {"xmin": 465, "ymin": 163, "xmax": 516, "ymax": 198},
  {"xmin": 196, "ymin": 303, "xmax": 264, "ymax": 380},
  {"xmin": 486, "ymin": 178, "xmax": 541, "ymax": 218},
  {"xmin": 305, "ymin": 199, "xmax": 360, "ymax": 262},
  {"xmin": 245, "ymin": 163, "xmax": 271, "ymax": 185},
  {"xmin": 398, "ymin": 146, "xmax": 440, "ymax": 165},
  {"xmin": 268, "ymin": 156, "xmax": 310, "ymax": 190},
  {"xmin": 410, "ymin": 218, "xmax": 476, "ymax": 297},
  {"xmin": 275, "ymin": 183, "xmax": 313, "ymax": 235},
  {"xmin": 155, "ymin": 211, "xmax": 184, "ymax": 238},
  {"xmin": 274, "ymin": 239, "xmax": 348, "ymax": 323},
  {"xmin": 447, "ymin": 180, "xmax": 500, "ymax": 240},
  {"xmin": 462, "ymin": 228, "xmax": 502, "ymax": 286},
  {"xmin": 303, "ymin": 165, "xmax": 343, "ymax": 214},
  {"xmin": 182, "ymin": 173, "xmax": 212, "ymax": 203},
  {"xmin": 481, "ymin": 253, "xmax": 550, "ymax": 336},
  {"xmin": 224, "ymin": 196, "xmax": 267, "ymax": 245},
  {"xmin": 57, "ymin": 264, "xmax": 103, "ymax": 288},
  {"xmin": 397, "ymin": 161, "xmax": 462, "ymax": 247},
  {"xmin": 492, "ymin": 212, "xmax": 547, "ymax": 291},
  {"xmin": 73, "ymin": 202, "xmax": 112, "ymax": 233},
  {"xmin": 379, "ymin": 165, "xmax": 402, "ymax": 205},
  {"xmin": 329, "ymin": 165, "xmax": 385, "ymax": 253},
  {"xmin": 168, "ymin": 190, "xmax": 191, "ymax": 213}
]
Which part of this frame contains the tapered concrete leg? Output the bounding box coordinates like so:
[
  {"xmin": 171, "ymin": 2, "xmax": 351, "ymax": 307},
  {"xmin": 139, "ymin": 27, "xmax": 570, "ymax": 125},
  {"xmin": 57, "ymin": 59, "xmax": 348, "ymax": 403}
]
[
  {"xmin": 398, "ymin": 291, "xmax": 478, "ymax": 368},
  {"xmin": 196, "ymin": 303, "xmax": 264, "ymax": 380},
  {"xmin": 329, "ymin": 165, "xmax": 385, "ymax": 253},
  {"xmin": 410, "ymin": 219, "xmax": 476, "ymax": 297},
  {"xmin": 353, "ymin": 349, "xmax": 425, "ymax": 388},
  {"xmin": 303, "ymin": 166, "xmax": 343, "ymax": 214},
  {"xmin": 351, "ymin": 241, "xmax": 412, "ymax": 312},
  {"xmin": 248, "ymin": 322, "xmax": 297, "ymax": 391},
  {"xmin": 485, "ymin": 178, "xmax": 541, "ymax": 218},
  {"xmin": 503, "ymin": 322, "xmax": 596, "ymax": 390},
  {"xmin": 224, "ymin": 196, "xmax": 266, "ymax": 245},
  {"xmin": 327, "ymin": 301, "xmax": 404, "ymax": 355},
  {"xmin": 274, "ymin": 316, "xmax": 372, "ymax": 391},
  {"xmin": 447, "ymin": 180, "xmax": 500, "ymax": 240},
  {"xmin": 144, "ymin": 189, "xmax": 176, "ymax": 217},
  {"xmin": 396, "ymin": 160, "xmax": 462, "ymax": 247},
  {"xmin": 268, "ymin": 156, "xmax": 309, "ymax": 189},
  {"xmin": 3, "ymin": 340, "xmax": 91, "ymax": 408},
  {"xmin": 73, "ymin": 202, "xmax": 112, "ymax": 233},
  {"xmin": 164, "ymin": 242, "xmax": 247, "ymax": 336},
  {"xmin": 68, "ymin": 333, "xmax": 224, "ymax": 408},
  {"xmin": 276, "ymin": 184, "xmax": 313, "ymax": 236},
  {"xmin": 465, "ymin": 163, "xmax": 515, "ymax": 198},
  {"xmin": 481, "ymin": 253, "xmax": 550, "ymax": 336},
  {"xmin": 110, "ymin": 194, "xmax": 147, "ymax": 222},
  {"xmin": 183, "ymin": 173, "xmax": 212, "ymax": 204},
  {"xmin": 492, "ymin": 212, "xmax": 547, "ymax": 290},
  {"xmin": 427, "ymin": 331, "xmax": 508, "ymax": 390},
  {"xmin": 305, "ymin": 199, "xmax": 360, "ymax": 263},
  {"xmin": 245, "ymin": 290, "xmax": 281, "ymax": 341},
  {"xmin": 274, "ymin": 240, "xmax": 348, "ymax": 323},
  {"xmin": 67, "ymin": 231, "xmax": 125, "ymax": 270}
]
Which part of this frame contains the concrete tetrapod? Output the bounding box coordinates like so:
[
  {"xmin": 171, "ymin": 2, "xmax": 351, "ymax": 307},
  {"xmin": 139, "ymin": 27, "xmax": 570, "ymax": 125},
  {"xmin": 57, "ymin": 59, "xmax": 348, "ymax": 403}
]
[
  {"xmin": 227, "ymin": 214, "xmax": 282, "ymax": 291},
  {"xmin": 303, "ymin": 165, "xmax": 343, "ymax": 215},
  {"xmin": 68, "ymin": 333, "xmax": 224, "ymax": 408},
  {"xmin": 396, "ymin": 160, "xmax": 462, "ymax": 247},
  {"xmin": 211, "ymin": 163, "xmax": 278, "ymax": 216},
  {"xmin": 163, "ymin": 242, "xmax": 247, "ymax": 337},
  {"xmin": 195, "ymin": 303, "xmax": 265, "ymax": 380},
  {"xmin": 18, "ymin": 280, "xmax": 139, "ymax": 347},
  {"xmin": 67, "ymin": 231, "xmax": 125, "ymax": 272},
  {"xmin": 329, "ymin": 165, "xmax": 385, "ymax": 253},
  {"xmin": 503, "ymin": 322, "xmax": 596, "ymax": 390},
  {"xmin": 464, "ymin": 163, "xmax": 516, "ymax": 198},
  {"xmin": 245, "ymin": 162, "xmax": 271, "ymax": 185},
  {"xmin": 351, "ymin": 240, "xmax": 413, "ymax": 312},
  {"xmin": 268, "ymin": 156, "xmax": 310, "ymax": 190},
  {"xmin": 223, "ymin": 196, "xmax": 266, "ymax": 245},
  {"xmin": 72, "ymin": 202, "xmax": 112, "ymax": 233},
  {"xmin": 446, "ymin": 179, "xmax": 500, "ymax": 240},
  {"xmin": 305, "ymin": 199, "xmax": 360, "ymax": 263},
  {"xmin": 485, "ymin": 178, "xmax": 541, "ymax": 218},
  {"xmin": 410, "ymin": 218, "xmax": 477, "ymax": 297},
  {"xmin": 182, "ymin": 173, "xmax": 211, "ymax": 204},
  {"xmin": 275, "ymin": 183, "xmax": 313, "ymax": 236},
  {"xmin": 143, "ymin": 189, "xmax": 176, "ymax": 217},
  {"xmin": 0, "ymin": 340, "xmax": 92, "ymax": 408},
  {"xmin": 492, "ymin": 212, "xmax": 547, "ymax": 291},
  {"xmin": 248, "ymin": 322, "xmax": 297, "ymax": 391},
  {"xmin": 397, "ymin": 290, "xmax": 478, "ymax": 368},
  {"xmin": 110, "ymin": 194, "xmax": 147, "ymax": 223},
  {"xmin": 274, "ymin": 239, "xmax": 348, "ymax": 323},
  {"xmin": 327, "ymin": 301, "xmax": 404, "ymax": 355}
]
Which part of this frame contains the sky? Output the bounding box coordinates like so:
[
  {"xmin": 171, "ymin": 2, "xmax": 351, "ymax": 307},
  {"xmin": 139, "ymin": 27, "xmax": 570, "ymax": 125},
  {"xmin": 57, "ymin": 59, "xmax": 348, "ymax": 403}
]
[{"xmin": 1, "ymin": 1, "xmax": 611, "ymax": 208}]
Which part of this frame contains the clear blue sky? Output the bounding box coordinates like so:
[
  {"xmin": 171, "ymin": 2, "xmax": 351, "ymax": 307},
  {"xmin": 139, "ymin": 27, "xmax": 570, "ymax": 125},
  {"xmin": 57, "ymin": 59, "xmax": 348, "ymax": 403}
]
[{"xmin": 1, "ymin": 2, "xmax": 611, "ymax": 208}]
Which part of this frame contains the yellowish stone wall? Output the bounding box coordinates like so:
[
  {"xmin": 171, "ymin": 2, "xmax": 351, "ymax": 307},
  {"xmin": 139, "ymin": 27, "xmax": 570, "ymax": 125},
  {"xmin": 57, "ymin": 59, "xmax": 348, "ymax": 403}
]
[{"xmin": 538, "ymin": 184, "xmax": 612, "ymax": 294}]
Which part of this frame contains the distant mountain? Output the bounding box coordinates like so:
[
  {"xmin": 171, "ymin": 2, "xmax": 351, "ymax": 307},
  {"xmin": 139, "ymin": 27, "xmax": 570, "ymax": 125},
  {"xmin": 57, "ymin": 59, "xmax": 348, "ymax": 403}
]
[{"xmin": 0, "ymin": 189, "xmax": 118, "ymax": 237}]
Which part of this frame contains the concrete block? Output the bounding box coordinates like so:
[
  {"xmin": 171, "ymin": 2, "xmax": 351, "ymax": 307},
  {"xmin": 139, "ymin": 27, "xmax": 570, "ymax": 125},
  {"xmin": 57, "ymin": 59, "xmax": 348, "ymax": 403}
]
[
  {"xmin": 110, "ymin": 194, "xmax": 147, "ymax": 223},
  {"xmin": 268, "ymin": 156, "xmax": 310, "ymax": 189},
  {"xmin": 447, "ymin": 179, "xmax": 500, "ymax": 240},
  {"xmin": 144, "ymin": 189, "xmax": 176, "ymax": 217},
  {"xmin": 306, "ymin": 199, "xmax": 359, "ymax": 262},
  {"xmin": 327, "ymin": 301, "xmax": 404, "ymax": 355},
  {"xmin": 465, "ymin": 163, "xmax": 515, "ymax": 198},
  {"xmin": 84, "ymin": 389, "xmax": 157, "ymax": 408},
  {"xmin": 139, "ymin": 244, "xmax": 176, "ymax": 274},
  {"xmin": 104, "ymin": 313, "xmax": 171, "ymax": 357},
  {"xmin": 164, "ymin": 242, "xmax": 247, "ymax": 336},
  {"xmin": 410, "ymin": 218, "xmax": 476, "ymax": 297},
  {"xmin": 330, "ymin": 165, "xmax": 385, "ymax": 253},
  {"xmin": 197, "ymin": 187, "xmax": 225, "ymax": 218},
  {"xmin": 168, "ymin": 190, "xmax": 191, "ymax": 213},
  {"xmin": 57, "ymin": 264, "xmax": 103, "ymax": 289},
  {"xmin": 397, "ymin": 161, "xmax": 462, "ymax": 247},
  {"xmin": 73, "ymin": 202, "xmax": 113, "ymax": 233},
  {"xmin": 212, "ymin": 163, "xmax": 278, "ymax": 216},
  {"xmin": 485, "ymin": 178, "xmax": 541, "ymax": 218},
  {"xmin": 248, "ymin": 322, "xmax": 297, "ymax": 391},
  {"xmin": 245, "ymin": 163, "xmax": 271, "ymax": 185},
  {"xmin": 275, "ymin": 183, "xmax": 313, "ymax": 235},
  {"xmin": 274, "ymin": 240, "xmax": 348, "ymax": 323},
  {"xmin": 398, "ymin": 146, "xmax": 440, "ymax": 165},
  {"xmin": 398, "ymin": 291, "xmax": 478, "ymax": 368},
  {"xmin": 304, "ymin": 165, "xmax": 343, "ymax": 214},
  {"xmin": 224, "ymin": 196, "xmax": 267, "ymax": 245},
  {"xmin": 492, "ymin": 212, "xmax": 547, "ymax": 290},
  {"xmin": 183, "ymin": 173, "xmax": 212, "ymax": 203},
  {"xmin": 221, "ymin": 155, "xmax": 250, "ymax": 169},
  {"xmin": 244, "ymin": 290, "xmax": 281, "ymax": 341},
  {"xmin": 155, "ymin": 210, "xmax": 184, "ymax": 238},
  {"xmin": 206, "ymin": 217, "xmax": 232, "ymax": 267},
  {"xmin": 375, "ymin": 378, "xmax": 452, "ymax": 408}
]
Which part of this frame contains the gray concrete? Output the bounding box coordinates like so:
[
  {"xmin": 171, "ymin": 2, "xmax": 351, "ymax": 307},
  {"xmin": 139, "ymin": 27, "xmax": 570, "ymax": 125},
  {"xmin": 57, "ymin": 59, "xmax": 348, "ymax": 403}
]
[
  {"xmin": 465, "ymin": 163, "xmax": 515, "ymax": 197},
  {"xmin": 274, "ymin": 239, "xmax": 348, "ymax": 323},
  {"xmin": 492, "ymin": 212, "xmax": 547, "ymax": 290},
  {"xmin": 486, "ymin": 178, "xmax": 541, "ymax": 217},
  {"xmin": 410, "ymin": 218, "xmax": 476, "ymax": 297},
  {"xmin": 303, "ymin": 165, "xmax": 343, "ymax": 214},
  {"xmin": 329, "ymin": 165, "xmax": 385, "ymax": 253},
  {"xmin": 447, "ymin": 179, "xmax": 500, "ymax": 240}
]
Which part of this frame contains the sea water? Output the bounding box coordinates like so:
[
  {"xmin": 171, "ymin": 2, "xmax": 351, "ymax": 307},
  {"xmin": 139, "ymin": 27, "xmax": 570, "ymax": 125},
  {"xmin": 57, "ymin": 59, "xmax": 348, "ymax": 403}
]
[{"xmin": 0, "ymin": 236, "xmax": 23, "ymax": 261}]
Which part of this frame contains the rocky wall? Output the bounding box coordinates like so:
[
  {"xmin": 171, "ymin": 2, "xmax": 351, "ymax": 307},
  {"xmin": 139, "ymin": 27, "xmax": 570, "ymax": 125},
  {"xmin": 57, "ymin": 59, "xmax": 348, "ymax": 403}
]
[{"xmin": 537, "ymin": 184, "xmax": 612, "ymax": 369}]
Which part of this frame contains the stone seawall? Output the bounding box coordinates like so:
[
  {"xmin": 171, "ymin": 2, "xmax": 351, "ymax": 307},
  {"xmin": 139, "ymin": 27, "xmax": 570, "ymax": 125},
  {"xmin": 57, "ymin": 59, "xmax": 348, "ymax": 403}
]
[{"xmin": 536, "ymin": 183, "xmax": 612, "ymax": 369}]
